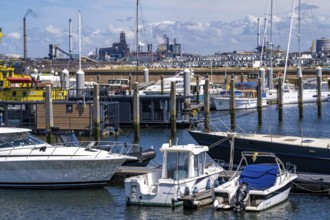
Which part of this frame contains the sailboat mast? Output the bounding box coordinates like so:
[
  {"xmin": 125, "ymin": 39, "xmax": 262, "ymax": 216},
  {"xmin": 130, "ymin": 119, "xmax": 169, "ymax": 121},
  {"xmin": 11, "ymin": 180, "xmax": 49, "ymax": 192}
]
[
  {"xmin": 136, "ymin": 0, "xmax": 139, "ymax": 82},
  {"xmin": 78, "ymin": 10, "xmax": 81, "ymax": 70},
  {"xmin": 298, "ymin": 0, "xmax": 301, "ymax": 70},
  {"xmin": 269, "ymin": 0, "xmax": 274, "ymax": 89}
]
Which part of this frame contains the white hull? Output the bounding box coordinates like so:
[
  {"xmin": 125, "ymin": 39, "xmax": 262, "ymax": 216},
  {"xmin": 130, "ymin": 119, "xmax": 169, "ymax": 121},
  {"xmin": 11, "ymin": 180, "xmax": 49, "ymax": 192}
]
[
  {"xmin": 211, "ymin": 97, "xmax": 268, "ymax": 111},
  {"xmin": 267, "ymin": 89, "xmax": 330, "ymax": 104},
  {"xmin": 125, "ymin": 169, "xmax": 221, "ymax": 206},
  {"xmin": 0, "ymin": 146, "xmax": 128, "ymax": 188}
]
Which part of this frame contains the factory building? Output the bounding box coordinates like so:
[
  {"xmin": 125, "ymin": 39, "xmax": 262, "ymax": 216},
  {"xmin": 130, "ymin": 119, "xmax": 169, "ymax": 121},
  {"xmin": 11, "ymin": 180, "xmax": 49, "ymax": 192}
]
[
  {"xmin": 98, "ymin": 32, "xmax": 130, "ymax": 61},
  {"xmin": 316, "ymin": 38, "xmax": 330, "ymax": 53},
  {"xmin": 157, "ymin": 35, "xmax": 181, "ymax": 58}
]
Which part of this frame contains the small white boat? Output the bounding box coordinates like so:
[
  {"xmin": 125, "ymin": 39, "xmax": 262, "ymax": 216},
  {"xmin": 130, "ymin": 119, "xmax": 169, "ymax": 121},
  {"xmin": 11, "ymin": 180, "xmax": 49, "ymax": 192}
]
[
  {"xmin": 125, "ymin": 142, "xmax": 224, "ymax": 207},
  {"xmin": 213, "ymin": 151, "xmax": 297, "ymax": 212},
  {"xmin": 0, "ymin": 127, "xmax": 134, "ymax": 188},
  {"xmin": 211, "ymin": 90, "xmax": 268, "ymax": 111}
]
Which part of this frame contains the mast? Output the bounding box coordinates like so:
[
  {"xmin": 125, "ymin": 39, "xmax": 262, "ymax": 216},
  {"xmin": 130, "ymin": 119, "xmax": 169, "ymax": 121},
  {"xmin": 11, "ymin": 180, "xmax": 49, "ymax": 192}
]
[
  {"xmin": 78, "ymin": 10, "xmax": 81, "ymax": 70},
  {"xmin": 269, "ymin": 0, "xmax": 273, "ymax": 89},
  {"xmin": 298, "ymin": 0, "xmax": 302, "ymax": 72},
  {"xmin": 136, "ymin": 0, "xmax": 139, "ymax": 82}
]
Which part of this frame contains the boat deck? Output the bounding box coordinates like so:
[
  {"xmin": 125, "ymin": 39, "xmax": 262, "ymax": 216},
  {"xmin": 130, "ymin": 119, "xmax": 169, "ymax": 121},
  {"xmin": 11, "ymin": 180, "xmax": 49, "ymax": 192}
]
[{"xmin": 212, "ymin": 131, "xmax": 330, "ymax": 149}]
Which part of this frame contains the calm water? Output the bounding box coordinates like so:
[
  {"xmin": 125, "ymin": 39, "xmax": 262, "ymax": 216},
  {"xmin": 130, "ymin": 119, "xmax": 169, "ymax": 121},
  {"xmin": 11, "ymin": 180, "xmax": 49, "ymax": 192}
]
[{"xmin": 1, "ymin": 103, "xmax": 330, "ymax": 220}]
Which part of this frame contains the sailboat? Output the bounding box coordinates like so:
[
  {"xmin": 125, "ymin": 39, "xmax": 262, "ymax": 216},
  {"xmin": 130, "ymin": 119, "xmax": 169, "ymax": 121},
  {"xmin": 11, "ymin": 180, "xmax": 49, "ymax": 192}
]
[{"xmin": 267, "ymin": 0, "xmax": 330, "ymax": 104}]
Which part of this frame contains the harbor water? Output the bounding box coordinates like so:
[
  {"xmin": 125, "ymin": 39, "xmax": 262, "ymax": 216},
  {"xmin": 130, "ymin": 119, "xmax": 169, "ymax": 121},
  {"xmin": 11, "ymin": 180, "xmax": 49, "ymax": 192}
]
[{"xmin": 1, "ymin": 103, "xmax": 330, "ymax": 219}]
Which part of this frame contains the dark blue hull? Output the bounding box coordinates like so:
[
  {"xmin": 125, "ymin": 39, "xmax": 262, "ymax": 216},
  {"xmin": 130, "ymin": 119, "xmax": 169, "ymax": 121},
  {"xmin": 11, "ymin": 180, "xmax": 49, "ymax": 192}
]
[{"xmin": 188, "ymin": 131, "xmax": 330, "ymax": 175}]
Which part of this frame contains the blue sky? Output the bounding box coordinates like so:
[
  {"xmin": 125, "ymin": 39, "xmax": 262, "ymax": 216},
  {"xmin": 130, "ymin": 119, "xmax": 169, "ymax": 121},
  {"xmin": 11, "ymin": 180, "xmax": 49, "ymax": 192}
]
[{"xmin": 0, "ymin": 0, "xmax": 329, "ymax": 58}]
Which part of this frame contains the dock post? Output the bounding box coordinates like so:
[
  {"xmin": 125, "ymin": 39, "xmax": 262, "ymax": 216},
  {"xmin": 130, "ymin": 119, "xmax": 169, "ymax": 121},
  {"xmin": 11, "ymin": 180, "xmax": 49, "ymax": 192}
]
[
  {"xmin": 128, "ymin": 73, "xmax": 132, "ymax": 95},
  {"xmin": 196, "ymin": 75, "xmax": 200, "ymax": 104},
  {"xmin": 257, "ymin": 77, "xmax": 263, "ymax": 125},
  {"xmin": 268, "ymin": 67, "xmax": 273, "ymax": 89},
  {"xmin": 93, "ymin": 84, "xmax": 101, "ymax": 141},
  {"xmin": 278, "ymin": 78, "xmax": 283, "ymax": 122},
  {"xmin": 317, "ymin": 66, "xmax": 322, "ymax": 116},
  {"xmin": 184, "ymin": 68, "xmax": 191, "ymax": 121},
  {"xmin": 170, "ymin": 81, "xmax": 176, "ymax": 137},
  {"xmin": 240, "ymin": 72, "xmax": 244, "ymax": 83},
  {"xmin": 161, "ymin": 75, "xmax": 164, "ymax": 95},
  {"xmin": 204, "ymin": 79, "xmax": 210, "ymax": 132},
  {"xmin": 45, "ymin": 85, "xmax": 54, "ymax": 144},
  {"xmin": 133, "ymin": 83, "xmax": 140, "ymax": 144},
  {"xmin": 297, "ymin": 67, "xmax": 303, "ymax": 118},
  {"xmin": 144, "ymin": 68, "xmax": 149, "ymax": 83},
  {"xmin": 230, "ymin": 75, "xmax": 236, "ymax": 131}
]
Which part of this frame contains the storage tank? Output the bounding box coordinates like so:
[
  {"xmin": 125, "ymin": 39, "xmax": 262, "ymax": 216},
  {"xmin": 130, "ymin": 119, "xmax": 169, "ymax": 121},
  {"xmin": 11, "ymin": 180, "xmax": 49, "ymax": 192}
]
[{"xmin": 316, "ymin": 38, "xmax": 330, "ymax": 53}]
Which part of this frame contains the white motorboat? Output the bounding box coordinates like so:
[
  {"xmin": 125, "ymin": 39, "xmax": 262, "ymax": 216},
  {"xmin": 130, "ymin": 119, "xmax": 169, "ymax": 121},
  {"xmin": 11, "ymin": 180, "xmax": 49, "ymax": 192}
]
[
  {"xmin": 125, "ymin": 142, "xmax": 224, "ymax": 207},
  {"xmin": 0, "ymin": 127, "xmax": 134, "ymax": 188},
  {"xmin": 211, "ymin": 89, "xmax": 268, "ymax": 111},
  {"xmin": 213, "ymin": 151, "xmax": 297, "ymax": 212}
]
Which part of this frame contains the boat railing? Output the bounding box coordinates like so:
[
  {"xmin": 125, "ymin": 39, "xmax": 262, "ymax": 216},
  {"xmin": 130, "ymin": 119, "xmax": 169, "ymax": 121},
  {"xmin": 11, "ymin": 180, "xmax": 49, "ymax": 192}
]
[{"xmin": 60, "ymin": 140, "xmax": 138, "ymax": 155}]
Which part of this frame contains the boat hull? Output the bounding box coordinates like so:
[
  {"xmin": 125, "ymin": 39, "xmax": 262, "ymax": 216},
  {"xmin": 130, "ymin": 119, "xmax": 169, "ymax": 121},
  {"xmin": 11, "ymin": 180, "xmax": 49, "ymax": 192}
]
[
  {"xmin": 0, "ymin": 158, "xmax": 126, "ymax": 188},
  {"xmin": 188, "ymin": 131, "xmax": 330, "ymax": 174},
  {"xmin": 211, "ymin": 97, "xmax": 268, "ymax": 111}
]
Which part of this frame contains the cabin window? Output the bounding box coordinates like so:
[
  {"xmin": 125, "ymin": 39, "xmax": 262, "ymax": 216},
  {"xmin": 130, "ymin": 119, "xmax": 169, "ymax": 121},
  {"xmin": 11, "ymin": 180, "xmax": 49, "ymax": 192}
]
[
  {"xmin": 194, "ymin": 152, "xmax": 206, "ymax": 176},
  {"xmin": 12, "ymin": 91, "xmax": 17, "ymax": 97},
  {"xmin": 22, "ymin": 91, "xmax": 27, "ymax": 97},
  {"xmin": 141, "ymin": 101, "xmax": 152, "ymax": 120},
  {"xmin": 166, "ymin": 151, "xmax": 189, "ymax": 180}
]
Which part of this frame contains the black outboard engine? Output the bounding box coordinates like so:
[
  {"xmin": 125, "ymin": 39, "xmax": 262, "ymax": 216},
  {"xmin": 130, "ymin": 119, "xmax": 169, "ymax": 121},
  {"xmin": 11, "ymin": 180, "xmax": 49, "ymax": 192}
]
[{"xmin": 232, "ymin": 182, "xmax": 249, "ymax": 212}]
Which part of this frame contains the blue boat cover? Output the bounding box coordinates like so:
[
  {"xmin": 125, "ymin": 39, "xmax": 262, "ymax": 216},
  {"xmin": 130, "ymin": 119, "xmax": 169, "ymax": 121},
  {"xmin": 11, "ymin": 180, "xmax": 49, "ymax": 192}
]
[{"xmin": 239, "ymin": 164, "xmax": 278, "ymax": 190}]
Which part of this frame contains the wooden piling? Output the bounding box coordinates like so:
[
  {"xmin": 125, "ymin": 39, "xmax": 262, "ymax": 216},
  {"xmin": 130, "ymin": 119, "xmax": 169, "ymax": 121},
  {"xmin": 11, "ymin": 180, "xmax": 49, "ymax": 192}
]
[
  {"xmin": 45, "ymin": 85, "xmax": 54, "ymax": 144},
  {"xmin": 317, "ymin": 67, "xmax": 322, "ymax": 116},
  {"xmin": 93, "ymin": 84, "xmax": 101, "ymax": 141},
  {"xmin": 196, "ymin": 75, "xmax": 200, "ymax": 104},
  {"xmin": 230, "ymin": 75, "xmax": 236, "ymax": 130},
  {"xmin": 133, "ymin": 83, "xmax": 140, "ymax": 144},
  {"xmin": 128, "ymin": 73, "xmax": 132, "ymax": 95},
  {"xmin": 257, "ymin": 77, "xmax": 262, "ymax": 125},
  {"xmin": 240, "ymin": 72, "xmax": 244, "ymax": 83},
  {"xmin": 278, "ymin": 78, "xmax": 283, "ymax": 122},
  {"xmin": 297, "ymin": 67, "xmax": 303, "ymax": 118},
  {"xmin": 204, "ymin": 79, "xmax": 210, "ymax": 132},
  {"xmin": 170, "ymin": 81, "xmax": 176, "ymax": 137},
  {"xmin": 161, "ymin": 75, "xmax": 164, "ymax": 95}
]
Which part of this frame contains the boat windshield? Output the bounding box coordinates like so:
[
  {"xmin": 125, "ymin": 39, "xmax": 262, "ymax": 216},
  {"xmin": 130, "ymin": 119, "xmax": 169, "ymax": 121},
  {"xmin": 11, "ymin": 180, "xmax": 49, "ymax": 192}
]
[
  {"xmin": 166, "ymin": 151, "xmax": 189, "ymax": 180},
  {"xmin": 0, "ymin": 132, "xmax": 46, "ymax": 148}
]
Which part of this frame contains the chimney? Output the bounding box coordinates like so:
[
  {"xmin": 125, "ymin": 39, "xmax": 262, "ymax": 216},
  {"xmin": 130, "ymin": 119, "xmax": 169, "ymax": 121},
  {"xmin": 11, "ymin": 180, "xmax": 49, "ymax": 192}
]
[
  {"xmin": 257, "ymin": 18, "xmax": 260, "ymax": 48},
  {"xmin": 69, "ymin": 18, "xmax": 72, "ymax": 59},
  {"xmin": 23, "ymin": 17, "xmax": 27, "ymax": 60}
]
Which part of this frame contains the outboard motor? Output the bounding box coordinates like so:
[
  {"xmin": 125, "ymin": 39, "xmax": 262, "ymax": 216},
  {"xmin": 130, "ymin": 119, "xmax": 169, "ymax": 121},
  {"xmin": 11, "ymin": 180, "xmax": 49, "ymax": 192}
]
[{"xmin": 232, "ymin": 182, "xmax": 249, "ymax": 212}]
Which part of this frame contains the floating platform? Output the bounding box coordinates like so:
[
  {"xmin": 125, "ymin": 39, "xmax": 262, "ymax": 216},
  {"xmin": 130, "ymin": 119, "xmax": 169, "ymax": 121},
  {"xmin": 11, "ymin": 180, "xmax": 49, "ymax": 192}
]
[{"xmin": 178, "ymin": 188, "xmax": 214, "ymax": 208}]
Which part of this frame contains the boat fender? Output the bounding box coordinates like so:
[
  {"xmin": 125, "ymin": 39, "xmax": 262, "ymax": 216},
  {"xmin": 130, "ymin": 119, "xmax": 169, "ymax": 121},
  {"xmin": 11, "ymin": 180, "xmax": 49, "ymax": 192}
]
[
  {"xmin": 39, "ymin": 146, "xmax": 47, "ymax": 152},
  {"xmin": 184, "ymin": 186, "xmax": 190, "ymax": 196},
  {"xmin": 206, "ymin": 179, "xmax": 211, "ymax": 190},
  {"xmin": 213, "ymin": 179, "xmax": 220, "ymax": 188}
]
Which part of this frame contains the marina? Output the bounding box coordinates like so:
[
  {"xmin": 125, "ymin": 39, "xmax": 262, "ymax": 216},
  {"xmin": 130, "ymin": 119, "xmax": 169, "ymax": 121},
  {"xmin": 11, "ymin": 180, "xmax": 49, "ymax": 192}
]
[{"xmin": 1, "ymin": 0, "xmax": 330, "ymax": 219}]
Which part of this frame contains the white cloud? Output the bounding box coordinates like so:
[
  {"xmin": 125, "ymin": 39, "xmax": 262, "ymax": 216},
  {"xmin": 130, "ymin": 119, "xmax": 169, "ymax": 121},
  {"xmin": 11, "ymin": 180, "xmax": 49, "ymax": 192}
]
[
  {"xmin": 7, "ymin": 32, "xmax": 21, "ymax": 39},
  {"xmin": 45, "ymin": 25, "xmax": 62, "ymax": 35}
]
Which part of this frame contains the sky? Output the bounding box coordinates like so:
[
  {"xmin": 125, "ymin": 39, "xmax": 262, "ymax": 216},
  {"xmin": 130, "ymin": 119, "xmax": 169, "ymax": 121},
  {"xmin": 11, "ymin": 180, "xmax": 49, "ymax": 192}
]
[{"xmin": 1, "ymin": 0, "xmax": 330, "ymax": 58}]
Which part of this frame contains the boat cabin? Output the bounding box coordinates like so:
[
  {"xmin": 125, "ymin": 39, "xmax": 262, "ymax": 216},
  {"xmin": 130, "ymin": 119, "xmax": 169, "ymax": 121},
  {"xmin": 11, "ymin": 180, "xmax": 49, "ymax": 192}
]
[{"xmin": 160, "ymin": 143, "xmax": 209, "ymax": 180}]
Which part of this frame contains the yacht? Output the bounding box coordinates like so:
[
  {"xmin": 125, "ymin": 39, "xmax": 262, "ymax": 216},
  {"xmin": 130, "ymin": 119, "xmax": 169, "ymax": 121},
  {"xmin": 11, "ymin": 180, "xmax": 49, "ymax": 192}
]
[
  {"xmin": 125, "ymin": 142, "xmax": 224, "ymax": 207},
  {"xmin": 0, "ymin": 127, "xmax": 134, "ymax": 188}
]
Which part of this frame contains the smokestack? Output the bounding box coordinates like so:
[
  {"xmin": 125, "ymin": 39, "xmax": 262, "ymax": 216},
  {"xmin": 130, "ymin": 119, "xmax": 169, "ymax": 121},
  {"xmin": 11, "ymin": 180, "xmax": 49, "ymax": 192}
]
[
  {"xmin": 257, "ymin": 18, "xmax": 260, "ymax": 48},
  {"xmin": 69, "ymin": 18, "xmax": 72, "ymax": 59},
  {"xmin": 23, "ymin": 17, "xmax": 27, "ymax": 60}
]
